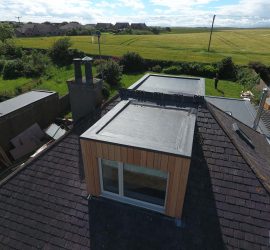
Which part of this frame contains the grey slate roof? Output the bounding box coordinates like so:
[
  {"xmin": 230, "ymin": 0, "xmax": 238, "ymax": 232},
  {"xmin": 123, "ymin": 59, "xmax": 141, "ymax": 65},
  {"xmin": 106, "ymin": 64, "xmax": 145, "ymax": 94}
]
[
  {"xmin": 206, "ymin": 96, "xmax": 270, "ymax": 136},
  {"xmin": 0, "ymin": 134, "xmax": 90, "ymax": 249},
  {"xmin": 0, "ymin": 97, "xmax": 270, "ymax": 249}
]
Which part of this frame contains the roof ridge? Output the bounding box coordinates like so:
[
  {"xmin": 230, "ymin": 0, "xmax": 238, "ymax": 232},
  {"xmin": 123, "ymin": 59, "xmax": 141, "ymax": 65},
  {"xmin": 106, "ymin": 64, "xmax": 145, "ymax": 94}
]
[{"xmin": 206, "ymin": 101, "xmax": 270, "ymax": 195}]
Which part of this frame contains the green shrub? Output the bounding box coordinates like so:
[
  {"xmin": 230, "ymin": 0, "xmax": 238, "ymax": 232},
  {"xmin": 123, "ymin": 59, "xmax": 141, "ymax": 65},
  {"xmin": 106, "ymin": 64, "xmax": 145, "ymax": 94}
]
[
  {"xmin": 163, "ymin": 66, "xmax": 182, "ymax": 74},
  {"xmin": 0, "ymin": 60, "xmax": 5, "ymax": 74},
  {"xmin": 102, "ymin": 82, "xmax": 110, "ymax": 100},
  {"xmin": 202, "ymin": 65, "xmax": 218, "ymax": 78},
  {"xmin": 0, "ymin": 42, "xmax": 22, "ymax": 59},
  {"xmin": 218, "ymin": 57, "xmax": 237, "ymax": 81},
  {"xmin": 249, "ymin": 61, "xmax": 270, "ymax": 84},
  {"xmin": 49, "ymin": 37, "xmax": 73, "ymax": 66},
  {"xmin": 93, "ymin": 59, "xmax": 106, "ymax": 66},
  {"xmin": 97, "ymin": 59, "xmax": 123, "ymax": 86},
  {"xmin": 237, "ymin": 67, "xmax": 260, "ymax": 89},
  {"xmin": 120, "ymin": 52, "xmax": 145, "ymax": 73},
  {"xmin": 151, "ymin": 65, "xmax": 162, "ymax": 73},
  {"xmin": 3, "ymin": 60, "xmax": 24, "ymax": 79},
  {"xmin": 23, "ymin": 50, "xmax": 51, "ymax": 77}
]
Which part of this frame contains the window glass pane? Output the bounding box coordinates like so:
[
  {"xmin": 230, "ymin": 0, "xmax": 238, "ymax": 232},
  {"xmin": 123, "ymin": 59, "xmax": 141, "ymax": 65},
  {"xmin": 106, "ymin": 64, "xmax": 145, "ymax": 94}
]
[
  {"xmin": 123, "ymin": 163, "xmax": 167, "ymax": 206},
  {"xmin": 101, "ymin": 159, "xmax": 119, "ymax": 194}
]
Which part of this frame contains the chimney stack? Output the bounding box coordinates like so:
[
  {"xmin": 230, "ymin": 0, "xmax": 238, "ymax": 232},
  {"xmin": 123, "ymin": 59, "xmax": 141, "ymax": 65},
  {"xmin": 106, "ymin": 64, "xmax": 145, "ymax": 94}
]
[
  {"xmin": 73, "ymin": 58, "xmax": 82, "ymax": 84},
  {"xmin": 82, "ymin": 56, "xmax": 93, "ymax": 85},
  {"xmin": 67, "ymin": 57, "xmax": 103, "ymax": 122},
  {"xmin": 253, "ymin": 88, "xmax": 268, "ymax": 130}
]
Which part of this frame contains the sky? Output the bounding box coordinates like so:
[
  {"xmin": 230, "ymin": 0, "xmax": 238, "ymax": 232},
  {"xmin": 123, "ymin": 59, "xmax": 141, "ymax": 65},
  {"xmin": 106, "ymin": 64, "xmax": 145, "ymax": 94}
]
[{"xmin": 1, "ymin": 0, "xmax": 270, "ymax": 27}]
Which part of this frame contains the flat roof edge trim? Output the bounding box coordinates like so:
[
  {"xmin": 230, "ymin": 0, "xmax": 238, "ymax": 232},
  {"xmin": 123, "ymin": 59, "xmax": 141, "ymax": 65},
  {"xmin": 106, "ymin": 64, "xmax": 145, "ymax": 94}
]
[{"xmin": 80, "ymin": 137, "xmax": 192, "ymax": 159}]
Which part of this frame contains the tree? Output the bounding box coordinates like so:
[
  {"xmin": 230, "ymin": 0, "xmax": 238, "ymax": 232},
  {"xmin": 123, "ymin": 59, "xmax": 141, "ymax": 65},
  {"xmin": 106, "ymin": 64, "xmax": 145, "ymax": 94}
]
[
  {"xmin": 49, "ymin": 37, "xmax": 73, "ymax": 66},
  {"xmin": 0, "ymin": 23, "xmax": 14, "ymax": 43},
  {"xmin": 97, "ymin": 59, "xmax": 123, "ymax": 86}
]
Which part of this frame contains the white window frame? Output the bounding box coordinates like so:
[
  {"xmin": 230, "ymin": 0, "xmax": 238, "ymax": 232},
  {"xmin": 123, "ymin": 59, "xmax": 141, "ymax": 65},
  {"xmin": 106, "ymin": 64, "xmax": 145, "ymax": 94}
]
[{"xmin": 98, "ymin": 158, "xmax": 167, "ymax": 213}]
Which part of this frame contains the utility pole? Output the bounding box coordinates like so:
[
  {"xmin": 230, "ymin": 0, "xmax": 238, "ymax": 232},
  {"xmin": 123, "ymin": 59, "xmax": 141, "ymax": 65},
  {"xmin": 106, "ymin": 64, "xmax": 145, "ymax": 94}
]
[
  {"xmin": 96, "ymin": 30, "xmax": 101, "ymax": 59},
  {"xmin": 15, "ymin": 16, "xmax": 22, "ymax": 23},
  {"xmin": 208, "ymin": 14, "xmax": 216, "ymax": 52},
  {"xmin": 15, "ymin": 16, "xmax": 23, "ymax": 33}
]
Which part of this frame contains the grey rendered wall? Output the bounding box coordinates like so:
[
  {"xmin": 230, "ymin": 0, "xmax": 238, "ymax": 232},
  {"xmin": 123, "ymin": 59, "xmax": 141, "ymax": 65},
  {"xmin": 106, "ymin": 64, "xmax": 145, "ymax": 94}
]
[{"xmin": 0, "ymin": 93, "xmax": 59, "ymax": 151}]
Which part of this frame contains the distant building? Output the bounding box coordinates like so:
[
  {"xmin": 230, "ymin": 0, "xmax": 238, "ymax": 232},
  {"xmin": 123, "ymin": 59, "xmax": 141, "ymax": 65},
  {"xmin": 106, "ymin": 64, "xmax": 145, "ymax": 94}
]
[
  {"xmin": 15, "ymin": 23, "xmax": 35, "ymax": 37},
  {"xmin": 34, "ymin": 23, "xmax": 60, "ymax": 36},
  {"xmin": 84, "ymin": 24, "xmax": 96, "ymax": 30},
  {"xmin": 131, "ymin": 23, "xmax": 148, "ymax": 29},
  {"xmin": 15, "ymin": 23, "xmax": 60, "ymax": 37},
  {"xmin": 59, "ymin": 22, "xmax": 83, "ymax": 32},
  {"xmin": 96, "ymin": 23, "xmax": 113, "ymax": 30},
  {"xmin": 114, "ymin": 22, "xmax": 130, "ymax": 30}
]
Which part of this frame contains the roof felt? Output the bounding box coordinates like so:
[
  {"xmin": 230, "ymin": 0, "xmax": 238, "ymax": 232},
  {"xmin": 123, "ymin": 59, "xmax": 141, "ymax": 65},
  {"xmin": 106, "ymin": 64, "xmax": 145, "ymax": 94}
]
[
  {"xmin": 129, "ymin": 74, "xmax": 205, "ymax": 96},
  {"xmin": 81, "ymin": 100, "xmax": 196, "ymax": 157},
  {"xmin": 0, "ymin": 90, "xmax": 56, "ymax": 117},
  {"xmin": 0, "ymin": 97, "xmax": 270, "ymax": 249},
  {"xmin": 206, "ymin": 96, "xmax": 270, "ymax": 136}
]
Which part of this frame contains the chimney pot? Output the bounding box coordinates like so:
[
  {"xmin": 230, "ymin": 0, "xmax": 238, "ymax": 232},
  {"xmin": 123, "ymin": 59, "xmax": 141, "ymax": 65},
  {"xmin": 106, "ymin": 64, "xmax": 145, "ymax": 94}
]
[
  {"xmin": 82, "ymin": 56, "xmax": 94, "ymax": 85},
  {"xmin": 73, "ymin": 58, "xmax": 82, "ymax": 84}
]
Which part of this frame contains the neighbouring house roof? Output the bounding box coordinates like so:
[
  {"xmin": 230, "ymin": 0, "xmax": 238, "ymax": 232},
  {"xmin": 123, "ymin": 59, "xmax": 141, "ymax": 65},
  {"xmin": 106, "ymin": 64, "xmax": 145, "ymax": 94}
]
[
  {"xmin": 0, "ymin": 90, "xmax": 56, "ymax": 118},
  {"xmin": 260, "ymin": 109, "xmax": 270, "ymax": 133},
  {"xmin": 206, "ymin": 96, "xmax": 270, "ymax": 136},
  {"xmin": 0, "ymin": 95, "xmax": 270, "ymax": 249},
  {"xmin": 59, "ymin": 22, "xmax": 83, "ymax": 31}
]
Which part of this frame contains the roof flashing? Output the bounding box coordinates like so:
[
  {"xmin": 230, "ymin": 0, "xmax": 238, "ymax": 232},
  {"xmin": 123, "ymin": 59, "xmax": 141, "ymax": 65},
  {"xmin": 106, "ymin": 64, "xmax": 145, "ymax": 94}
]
[{"xmin": 232, "ymin": 122, "xmax": 255, "ymax": 149}]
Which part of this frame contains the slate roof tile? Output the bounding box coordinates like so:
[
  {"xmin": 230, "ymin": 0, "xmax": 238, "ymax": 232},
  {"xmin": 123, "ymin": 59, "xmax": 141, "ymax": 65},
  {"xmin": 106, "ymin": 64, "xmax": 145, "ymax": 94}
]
[{"xmin": 0, "ymin": 97, "xmax": 270, "ymax": 249}]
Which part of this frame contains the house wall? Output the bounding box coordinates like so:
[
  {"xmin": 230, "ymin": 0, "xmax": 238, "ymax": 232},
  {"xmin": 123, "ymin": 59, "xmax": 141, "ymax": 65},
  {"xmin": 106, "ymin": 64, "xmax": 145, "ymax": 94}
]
[
  {"xmin": 80, "ymin": 139, "xmax": 191, "ymax": 218},
  {"xmin": 0, "ymin": 93, "xmax": 59, "ymax": 151}
]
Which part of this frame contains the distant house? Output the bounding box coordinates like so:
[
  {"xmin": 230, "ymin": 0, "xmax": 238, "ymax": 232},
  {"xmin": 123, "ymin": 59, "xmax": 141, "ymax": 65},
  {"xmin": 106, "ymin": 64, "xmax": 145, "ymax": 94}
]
[
  {"xmin": 15, "ymin": 23, "xmax": 60, "ymax": 37},
  {"xmin": 96, "ymin": 23, "xmax": 113, "ymax": 30},
  {"xmin": 59, "ymin": 22, "xmax": 84, "ymax": 32},
  {"xmin": 84, "ymin": 24, "xmax": 96, "ymax": 30},
  {"xmin": 34, "ymin": 23, "xmax": 60, "ymax": 36},
  {"xmin": 15, "ymin": 23, "xmax": 35, "ymax": 37},
  {"xmin": 131, "ymin": 23, "xmax": 148, "ymax": 29},
  {"xmin": 114, "ymin": 22, "xmax": 130, "ymax": 30}
]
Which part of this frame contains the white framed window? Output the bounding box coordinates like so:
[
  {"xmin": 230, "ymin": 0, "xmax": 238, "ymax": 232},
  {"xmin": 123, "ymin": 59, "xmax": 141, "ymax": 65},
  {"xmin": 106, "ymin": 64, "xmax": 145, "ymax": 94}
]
[{"xmin": 99, "ymin": 158, "xmax": 168, "ymax": 213}]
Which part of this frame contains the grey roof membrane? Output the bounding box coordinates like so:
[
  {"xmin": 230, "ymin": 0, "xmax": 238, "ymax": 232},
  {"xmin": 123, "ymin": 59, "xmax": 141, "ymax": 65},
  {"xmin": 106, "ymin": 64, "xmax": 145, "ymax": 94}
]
[
  {"xmin": 129, "ymin": 74, "xmax": 205, "ymax": 96},
  {"xmin": 0, "ymin": 90, "xmax": 56, "ymax": 117},
  {"xmin": 81, "ymin": 100, "xmax": 196, "ymax": 157},
  {"xmin": 205, "ymin": 96, "xmax": 270, "ymax": 136}
]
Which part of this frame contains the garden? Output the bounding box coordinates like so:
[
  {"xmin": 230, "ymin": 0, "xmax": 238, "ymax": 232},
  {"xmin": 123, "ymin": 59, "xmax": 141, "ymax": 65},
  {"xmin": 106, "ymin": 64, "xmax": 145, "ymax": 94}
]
[{"xmin": 0, "ymin": 23, "xmax": 268, "ymax": 104}]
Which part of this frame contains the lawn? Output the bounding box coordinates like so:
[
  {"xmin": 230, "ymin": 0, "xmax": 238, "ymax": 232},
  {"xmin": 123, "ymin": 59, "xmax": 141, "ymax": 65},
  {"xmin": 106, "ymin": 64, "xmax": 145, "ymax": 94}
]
[
  {"xmin": 0, "ymin": 68, "xmax": 243, "ymax": 100},
  {"xmin": 205, "ymin": 78, "xmax": 243, "ymax": 98},
  {"xmin": 15, "ymin": 29, "xmax": 270, "ymax": 65}
]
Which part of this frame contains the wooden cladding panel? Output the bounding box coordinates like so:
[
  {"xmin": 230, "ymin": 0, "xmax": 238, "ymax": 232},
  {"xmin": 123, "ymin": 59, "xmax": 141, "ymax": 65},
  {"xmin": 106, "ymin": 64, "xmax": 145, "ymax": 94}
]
[
  {"xmin": 80, "ymin": 140, "xmax": 95, "ymax": 195},
  {"xmin": 80, "ymin": 139, "xmax": 191, "ymax": 219}
]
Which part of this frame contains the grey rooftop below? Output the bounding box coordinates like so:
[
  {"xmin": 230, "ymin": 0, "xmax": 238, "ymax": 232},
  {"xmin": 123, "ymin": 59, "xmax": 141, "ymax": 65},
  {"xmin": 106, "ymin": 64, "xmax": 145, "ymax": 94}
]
[
  {"xmin": 129, "ymin": 74, "xmax": 205, "ymax": 96},
  {"xmin": 81, "ymin": 100, "xmax": 196, "ymax": 157},
  {"xmin": 205, "ymin": 96, "xmax": 270, "ymax": 136},
  {"xmin": 0, "ymin": 90, "xmax": 56, "ymax": 117}
]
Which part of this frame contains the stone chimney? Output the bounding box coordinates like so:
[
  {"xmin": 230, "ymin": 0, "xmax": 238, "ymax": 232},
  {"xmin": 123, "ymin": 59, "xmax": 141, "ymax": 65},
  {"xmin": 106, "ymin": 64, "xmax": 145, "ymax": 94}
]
[{"xmin": 67, "ymin": 58, "xmax": 103, "ymax": 122}]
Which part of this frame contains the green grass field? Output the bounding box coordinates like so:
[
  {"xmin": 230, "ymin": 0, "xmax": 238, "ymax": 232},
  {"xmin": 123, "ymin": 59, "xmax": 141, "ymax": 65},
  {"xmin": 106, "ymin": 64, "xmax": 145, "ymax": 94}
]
[
  {"xmin": 0, "ymin": 68, "xmax": 243, "ymax": 100},
  {"xmin": 15, "ymin": 29, "xmax": 270, "ymax": 65}
]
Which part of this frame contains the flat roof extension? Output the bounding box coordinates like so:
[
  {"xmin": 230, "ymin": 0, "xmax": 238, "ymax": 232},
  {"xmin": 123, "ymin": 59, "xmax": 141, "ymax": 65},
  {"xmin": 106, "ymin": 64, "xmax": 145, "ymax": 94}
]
[
  {"xmin": 81, "ymin": 100, "xmax": 196, "ymax": 158},
  {"xmin": 129, "ymin": 74, "xmax": 205, "ymax": 96}
]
